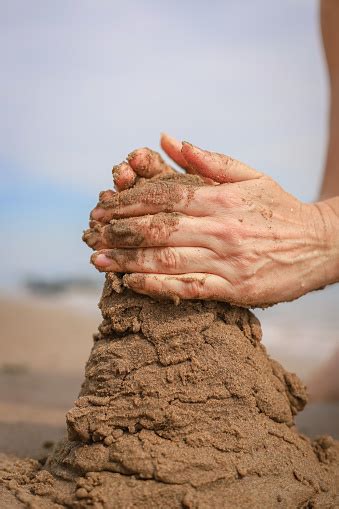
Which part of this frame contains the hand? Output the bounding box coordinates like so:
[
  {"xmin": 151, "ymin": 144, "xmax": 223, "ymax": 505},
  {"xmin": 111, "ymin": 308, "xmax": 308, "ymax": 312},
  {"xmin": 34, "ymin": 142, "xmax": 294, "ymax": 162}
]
[{"xmin": 85, "ymin": 134, "xmax": 339, "ymax": 307}]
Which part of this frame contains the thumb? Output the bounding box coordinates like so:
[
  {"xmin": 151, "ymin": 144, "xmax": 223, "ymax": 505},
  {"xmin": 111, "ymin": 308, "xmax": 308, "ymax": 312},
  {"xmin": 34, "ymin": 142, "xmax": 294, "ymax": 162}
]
[
  {"xmin": 160, "ymin": 133, "xmax": 190, "ymax": 171},
  {"xmin": 181, "ymin": 142, "xmax": 262, "ymax": 183}
]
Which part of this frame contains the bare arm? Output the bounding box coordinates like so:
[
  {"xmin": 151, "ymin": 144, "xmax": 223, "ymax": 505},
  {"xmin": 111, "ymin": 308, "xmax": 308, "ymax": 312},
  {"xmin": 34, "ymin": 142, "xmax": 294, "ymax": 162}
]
[{"xmin": 320, "ymin": 0, "xmax": 339, "ymax": 199}]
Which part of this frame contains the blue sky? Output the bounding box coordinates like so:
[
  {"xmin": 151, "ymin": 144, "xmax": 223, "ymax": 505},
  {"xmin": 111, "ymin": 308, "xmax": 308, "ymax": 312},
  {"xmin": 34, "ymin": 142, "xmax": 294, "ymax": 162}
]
[{"xmin": 0, "ymin": 0, "xmax": 329, "ymax": 287}]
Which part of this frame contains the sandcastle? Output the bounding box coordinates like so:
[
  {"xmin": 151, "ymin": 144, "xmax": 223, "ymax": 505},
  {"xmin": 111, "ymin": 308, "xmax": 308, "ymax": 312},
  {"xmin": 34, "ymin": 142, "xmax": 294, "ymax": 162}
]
[{"xmin": 0, "ymin": 173, "xmax": 338, "ymax": 508}]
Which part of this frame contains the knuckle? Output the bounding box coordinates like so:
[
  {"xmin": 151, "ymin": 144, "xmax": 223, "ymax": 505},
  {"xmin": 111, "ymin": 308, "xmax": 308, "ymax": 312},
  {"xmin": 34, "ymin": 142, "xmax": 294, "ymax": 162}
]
[
  {"xmin": 213, "ymin": 187, "xmax": 230, "ymax": 208},
  {"xmin": 143, "ymin": 182, "xmax": 169, "ymax": 205},
  {"xmin": 209, "ymin": 220, "xmax": 240, "ymax": 246},
  {"xmin": 105, "ymin": 219, "xmax": 145, "ymax": 247},
  {"xmin": 183, "ymin": 277, "xmax": 206, "ymax": 299},
  {"xmin": 155, "ymin": 247, "xmax": 181, "ymax": 271},
  {"xmin": 148, "ymin": 213, "xmax": 180, "ymax": 244},
  {"xmin": 206, "ymin": 220, "xmax": 225, "ymax": 241},
  {"xmin": 211, "ymin": 185, "xmax": 241, "ymax": 209}
]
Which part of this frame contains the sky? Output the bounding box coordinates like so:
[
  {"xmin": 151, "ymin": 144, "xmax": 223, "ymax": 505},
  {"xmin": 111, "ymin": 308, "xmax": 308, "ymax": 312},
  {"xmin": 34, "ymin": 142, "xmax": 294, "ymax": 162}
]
[{"xmin": 0, "ymin": 0, "xmax": 330, "ymax": 287}]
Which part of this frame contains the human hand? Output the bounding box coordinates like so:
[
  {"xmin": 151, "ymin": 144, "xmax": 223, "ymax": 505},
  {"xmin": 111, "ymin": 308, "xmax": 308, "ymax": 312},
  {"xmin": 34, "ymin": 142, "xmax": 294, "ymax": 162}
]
[{"xmin": 85, "ymin": 134, "xmax": 339, "ymax": 307}]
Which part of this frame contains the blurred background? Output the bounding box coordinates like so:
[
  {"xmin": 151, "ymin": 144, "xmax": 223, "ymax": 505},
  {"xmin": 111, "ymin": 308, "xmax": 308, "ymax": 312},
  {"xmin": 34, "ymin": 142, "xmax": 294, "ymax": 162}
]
[{"xmin": 0, "ymin": 0, "xmax": 338, "ymax": 459}]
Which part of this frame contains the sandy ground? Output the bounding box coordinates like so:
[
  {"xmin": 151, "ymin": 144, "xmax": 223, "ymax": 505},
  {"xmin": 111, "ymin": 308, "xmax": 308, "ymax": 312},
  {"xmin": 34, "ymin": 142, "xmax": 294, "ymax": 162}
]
[
  {"xmin": 0, "ymin": 294, "xmax": 99, "ymax": 460},
  {"xmin": 0, "ymin": 292, "xmax": 338, "ymax": 462}
]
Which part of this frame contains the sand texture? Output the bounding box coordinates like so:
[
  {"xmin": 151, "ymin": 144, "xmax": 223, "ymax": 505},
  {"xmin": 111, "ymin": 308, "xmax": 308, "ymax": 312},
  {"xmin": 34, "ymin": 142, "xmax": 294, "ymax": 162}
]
[
  {"xmin": 1, "ymin": 172, "xmax": 338, "ymax": 508},
  {"xmin": 1, "ymin": 274, "xmax": 338, "ymax": 508}
]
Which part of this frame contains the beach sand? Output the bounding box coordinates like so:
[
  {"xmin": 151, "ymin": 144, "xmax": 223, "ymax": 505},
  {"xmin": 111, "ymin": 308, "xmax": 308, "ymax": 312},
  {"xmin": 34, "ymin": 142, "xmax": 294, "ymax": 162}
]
[
  {"xmin": 0, "ymin": 295, "xmax": 98, "ymax": 460},
  {"xmin": 0, "ymin": 292, "xmax": 338, "ymax": 463}
]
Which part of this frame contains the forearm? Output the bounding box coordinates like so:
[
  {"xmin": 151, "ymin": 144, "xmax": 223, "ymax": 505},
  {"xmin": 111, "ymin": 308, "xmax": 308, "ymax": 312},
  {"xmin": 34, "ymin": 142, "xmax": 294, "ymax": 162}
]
[
  {"xmin": 320, "ymin": 98, "xmax": 339, "ymax": 200},
  {"xmin": 320, "ymin": 0, "xmax": 339, "ymax": 199}
]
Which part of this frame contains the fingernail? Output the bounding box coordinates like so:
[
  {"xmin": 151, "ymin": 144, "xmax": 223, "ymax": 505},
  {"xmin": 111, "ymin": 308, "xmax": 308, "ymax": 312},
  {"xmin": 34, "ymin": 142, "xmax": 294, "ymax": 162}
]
[
  {"xmin": 92, "ymin": 253, "xmax": 112, "ymax": 268},
  {"xmin": 182, "ymin": 141, "xmax": 203, "ymax": 153},
  {"xmin": 91, "ymin": 208, "xmax": 105, "ymax": 220},
  {"xmin": 182, "ymin": 141, "xmax": 193, "ymax": 147}
]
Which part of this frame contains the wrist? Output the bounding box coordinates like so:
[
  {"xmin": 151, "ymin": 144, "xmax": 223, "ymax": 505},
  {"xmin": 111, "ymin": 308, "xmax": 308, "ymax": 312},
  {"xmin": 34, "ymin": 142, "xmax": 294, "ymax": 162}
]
[{"xmin": 312, "ymin": 197, "xmax": 339, "ymax": 287}]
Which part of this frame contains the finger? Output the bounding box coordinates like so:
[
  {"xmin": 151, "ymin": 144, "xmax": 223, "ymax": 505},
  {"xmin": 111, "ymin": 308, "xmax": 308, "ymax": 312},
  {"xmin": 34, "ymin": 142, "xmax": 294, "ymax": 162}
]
[
  {"xmin": 91, "ymin": 246, "xmax": 216, "ymax": 275},
  {"xmin": 112, "ymin": 162, "xmax": 137, "ymax": 191},
  {"xmin": 181, "ymin": 142, "xmax": 262, "ymax": 183},
  {"xmin": 83, "ymin": 213, "xmax": 210, "ymax": 250},
  {"xmin": 160, "ymin": 133, "xmax": 217, "ymax": 186},
  {"xmin": 90, "ymin": 189, "xmax": 116, "ymax": 221},
  {"xmin": 127, "ymin": 147, "xmax": 175, "ymax": 178},
  {"xmin": 160, "ymin": 133, "xmax": 190, "ymax": 170},
  {"xmin": 122, "ymin": 272, "xmax": 234, "ymax": 303},
  {"xmin": 90, "ymin": 180, "xmax": 213, "ymax": 221}
]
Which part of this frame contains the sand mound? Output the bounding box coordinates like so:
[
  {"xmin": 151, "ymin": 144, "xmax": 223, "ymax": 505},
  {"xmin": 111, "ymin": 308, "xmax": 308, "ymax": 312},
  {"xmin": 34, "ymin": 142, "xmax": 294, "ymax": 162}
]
[
  {"xmin": 1, "ymin": 275, "xmax": 338, "ymax": 508},
  {"xmin": 1, "ymin": 174, "xmax": 338, "ymax": 508}
]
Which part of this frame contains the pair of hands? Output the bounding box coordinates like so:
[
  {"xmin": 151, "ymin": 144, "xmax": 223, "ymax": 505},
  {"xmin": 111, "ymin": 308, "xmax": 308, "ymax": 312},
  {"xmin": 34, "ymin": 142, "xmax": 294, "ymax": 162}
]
[{"xmin": 84, "ymin": 133, "xmax": 338, "ymax": 307}]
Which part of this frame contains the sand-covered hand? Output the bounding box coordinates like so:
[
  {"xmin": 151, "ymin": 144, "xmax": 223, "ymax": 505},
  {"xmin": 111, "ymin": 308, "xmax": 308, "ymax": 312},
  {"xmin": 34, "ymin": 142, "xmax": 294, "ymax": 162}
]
[{"xmin": 86, "ymin": 134, "xmax": 339, "ymax": 307}]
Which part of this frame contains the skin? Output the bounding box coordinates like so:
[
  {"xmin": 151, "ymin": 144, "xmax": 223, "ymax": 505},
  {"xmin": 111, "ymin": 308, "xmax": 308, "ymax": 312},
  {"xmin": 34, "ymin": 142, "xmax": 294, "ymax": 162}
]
[
  {"xmin": 88, "ymin": 1, "xmax": 339, "ymax": 307},
  {"xmin": 320, "ymin": 0, "xmax": 339, "ymax": 200}
]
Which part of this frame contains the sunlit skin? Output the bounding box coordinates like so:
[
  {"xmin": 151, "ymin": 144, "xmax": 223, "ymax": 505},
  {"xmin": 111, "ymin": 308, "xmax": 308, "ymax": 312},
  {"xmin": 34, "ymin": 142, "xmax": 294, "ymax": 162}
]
[
  {"xmin": 88, "ymin": 134, "xmax": 339, "ymax": 307},
  {"xmin": 87, "ymin": 0, "xmax": 339, "ymax": 307}
]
